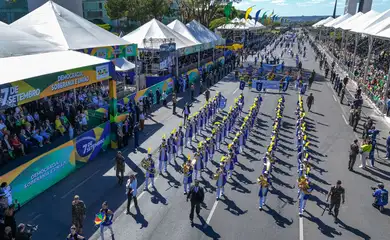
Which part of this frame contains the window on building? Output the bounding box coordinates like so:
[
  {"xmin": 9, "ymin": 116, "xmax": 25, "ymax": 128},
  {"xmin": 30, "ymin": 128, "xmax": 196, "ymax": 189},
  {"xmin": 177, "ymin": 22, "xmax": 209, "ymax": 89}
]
[{"xmin": 99, "ymin": 3, "xmax": 103, "ymax": 9}]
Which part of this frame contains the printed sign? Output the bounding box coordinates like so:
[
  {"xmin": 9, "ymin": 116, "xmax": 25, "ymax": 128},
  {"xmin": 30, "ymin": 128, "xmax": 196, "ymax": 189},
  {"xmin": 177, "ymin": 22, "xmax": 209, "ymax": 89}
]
[
  {"xmin": 239, "ymin": 81, "xmax": 245, "ymax": 90},
  {"xmin": 0, "ymin": 63, "xmax": 112, "ymax": 110}
]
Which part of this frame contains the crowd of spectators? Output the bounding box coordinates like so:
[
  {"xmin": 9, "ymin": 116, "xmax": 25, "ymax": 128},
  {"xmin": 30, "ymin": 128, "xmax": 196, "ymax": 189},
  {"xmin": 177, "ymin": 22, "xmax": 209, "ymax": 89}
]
[
  {"xmin": 0, "ymin": 83, "xmax": 109, "ymax": 167},
  {"xmin": 320, "ymin": 36, "xmax": 390, "ymax": 110}
]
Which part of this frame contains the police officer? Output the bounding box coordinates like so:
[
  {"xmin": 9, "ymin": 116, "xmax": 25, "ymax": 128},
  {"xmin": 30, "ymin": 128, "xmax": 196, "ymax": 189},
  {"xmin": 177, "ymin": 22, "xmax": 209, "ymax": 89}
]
[{"xmin": 348, "ymin": 139, "xmax": 359, "ymax": 171}]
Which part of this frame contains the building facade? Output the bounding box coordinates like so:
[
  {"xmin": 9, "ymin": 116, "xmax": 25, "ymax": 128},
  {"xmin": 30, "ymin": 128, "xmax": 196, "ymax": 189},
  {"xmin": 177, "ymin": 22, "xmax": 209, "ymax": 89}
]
[
  {"xmin": 28, "ymin": 0, "xmax": 83, "ymax": 16},
  {"xmin": 83, "ymin": 0, "xmax": 112, "ymax": 24},
  {"xmin": 344, "ymin": 0, "xmax": 358, "ymax": 15},
  {"xmin": 358, "ymin": 0, "xmax": 372, "ymax": 13},
  {"xmin": 0, "ymin": 0, "xmax": 28, "ymax": 23}
]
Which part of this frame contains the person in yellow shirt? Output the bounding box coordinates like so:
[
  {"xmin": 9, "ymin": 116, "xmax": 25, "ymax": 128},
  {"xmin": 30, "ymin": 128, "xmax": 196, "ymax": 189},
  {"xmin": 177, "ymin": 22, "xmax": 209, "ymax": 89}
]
[
  {"xmin": 55, "ymin": 115, "xmax": 66, "ymax": 135},
  {"xmin": 359, "ymin": 139, "xmax": 372, "ymax": 169}
]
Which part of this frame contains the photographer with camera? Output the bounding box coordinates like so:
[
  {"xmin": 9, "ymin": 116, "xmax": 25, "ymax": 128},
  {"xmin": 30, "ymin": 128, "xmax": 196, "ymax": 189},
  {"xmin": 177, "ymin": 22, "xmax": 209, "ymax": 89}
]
[{"xmin": 372, "ymin": 183, "xmax": 388, "ymax": 212}]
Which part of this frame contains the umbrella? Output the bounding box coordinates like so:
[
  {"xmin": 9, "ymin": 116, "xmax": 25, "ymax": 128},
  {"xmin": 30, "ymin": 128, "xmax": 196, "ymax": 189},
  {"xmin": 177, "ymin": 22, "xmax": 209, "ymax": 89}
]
[{"xmin": 95, "ymin": 212, "xmax": 106, "ymax": 225}]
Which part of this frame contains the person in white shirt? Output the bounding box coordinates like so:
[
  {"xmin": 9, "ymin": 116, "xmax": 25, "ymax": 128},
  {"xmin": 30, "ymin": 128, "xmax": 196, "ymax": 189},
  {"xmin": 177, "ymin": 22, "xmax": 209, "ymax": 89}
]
[
  {"xmin": 1, "ymin": 182, "xmax": 12, "ymax": 206},
  {"xmin": 126, "ymin": 174, "xmax": 139, "ymax": 214}
]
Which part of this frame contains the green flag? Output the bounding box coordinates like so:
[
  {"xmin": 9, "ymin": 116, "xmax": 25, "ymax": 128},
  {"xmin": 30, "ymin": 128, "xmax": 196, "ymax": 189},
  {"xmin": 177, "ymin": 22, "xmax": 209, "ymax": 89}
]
[{"xmin": 224, "ymin": 2, "xmax": 233, "ymax": 23}]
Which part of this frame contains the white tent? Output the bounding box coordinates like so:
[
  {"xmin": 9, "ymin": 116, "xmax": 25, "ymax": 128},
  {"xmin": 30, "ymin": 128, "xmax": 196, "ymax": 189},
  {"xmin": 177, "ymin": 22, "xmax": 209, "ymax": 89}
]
[
  {"xmin": 314, "ymin": 17, "xmax": 334, "ymax": 27},
  {"xmin": 186, "ymin": 20, "xmax": 225, "ymax": 45},
  {"xmin": 351, "ymin": 9, "xmax": 390, "ymax": 33},
  {"xmin": 376, "ymin": 22, "xmax": 390, "ymax": 40},
  {"xmin": 0, "ymin": 51, "xmax": 110, "ymax": 86},
  {"xmin": 11, "ymin": 1, "xmax": 129, "ymax": 50},
  {"xmin": 0, "ymin": 22, "xmax": 62, "ymax": 58},
  {"xmin": 167, "ymin": 20, "xmax": 201, "ymax": 44},
  {"xmin": 333, "ymin": 12, "xmax": 363, "ymax": 29},
  {"xmin": 217, "ymin": 23, "xmax": 250, "ymax": 30},
  {"xmin": 239, "ymin": 18, "xmax": 265, "ymax": 29},
  {"xmin": 324, "ymin": 14, "xmax": 352, "ymax": 28},
  {"xmin": 112, "ymin": 58, "xmax": 135, "ymax": 72},
  {"xmin": 122, "ymin": 18, "xmax": 197, "ymax": 49},
  {"xmin": 0, "ymin": 21, "xmax": 7, "ymax": 26},
  {"xmin": 364, "ymin": 15, "xmax": 390, "ymax": 36},
  {"xmin": 312, "ymin": 19, "xmax": 326, "ymax": 27},
  {"xmin": 339, "ymin": 10, "xmax": 378, "ymax": 30}
]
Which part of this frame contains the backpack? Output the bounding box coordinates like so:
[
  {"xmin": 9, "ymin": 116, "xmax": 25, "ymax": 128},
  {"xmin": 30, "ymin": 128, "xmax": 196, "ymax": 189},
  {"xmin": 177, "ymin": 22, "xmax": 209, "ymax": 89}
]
[{"xmin": 381, "ymin": 190, "xmax": 388, "ymax": 205}]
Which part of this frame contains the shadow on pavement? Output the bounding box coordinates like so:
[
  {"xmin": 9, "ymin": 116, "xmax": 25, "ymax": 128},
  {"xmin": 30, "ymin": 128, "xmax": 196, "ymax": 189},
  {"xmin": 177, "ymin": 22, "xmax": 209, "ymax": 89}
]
[{"xmin": 263, "ymin": 206, "xmax": 294, "ymax": 228}]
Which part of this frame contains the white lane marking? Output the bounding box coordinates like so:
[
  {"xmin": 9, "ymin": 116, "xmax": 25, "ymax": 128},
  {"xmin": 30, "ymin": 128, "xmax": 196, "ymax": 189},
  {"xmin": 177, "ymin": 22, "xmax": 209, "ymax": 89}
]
[
  {"xmin": 204, "ymin": 200, "xmax": 219, "ymax": 228},
  {"xmin": 342, "ymin": 114, "xmax": 349, "ymax": 125},
  {"xmin": 232, "ymin": 88, "xmax": 239, "ymax": 94},
  {"xmin": 332, "ymin": 95, "xmax": 337, "ymax": 102},
  {"xmin": 299, "ymin": 217, "xmax": 304, "ymax": 240},
  {"xmin": 61, "ymin": 170, "xmax": 100, "ymax": 199}
]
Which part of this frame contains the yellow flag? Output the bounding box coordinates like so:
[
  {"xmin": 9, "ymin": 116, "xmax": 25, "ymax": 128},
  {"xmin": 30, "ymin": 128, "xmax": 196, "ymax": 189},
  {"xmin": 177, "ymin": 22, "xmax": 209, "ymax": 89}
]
[{"xmin": 245, "ymin": 6, "xmax": 254, "ymax": 20}]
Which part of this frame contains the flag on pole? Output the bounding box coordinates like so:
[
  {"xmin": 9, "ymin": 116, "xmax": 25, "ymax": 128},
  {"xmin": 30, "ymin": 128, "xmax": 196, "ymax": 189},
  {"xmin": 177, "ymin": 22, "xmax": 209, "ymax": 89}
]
[
  {"xmin": 261, "ymin": 11, "xmax": 268, "ymax": 24},
  {"xmin": 255, "ymin": 9, "xmax": 262, "ymax": 25},
  {"xmin": 245, "ymin": 6, "xmax": 254, "ymax": 20},
  {"xmin": 224, "ymin": 2, "xmax": 233, "ymax": 23}
]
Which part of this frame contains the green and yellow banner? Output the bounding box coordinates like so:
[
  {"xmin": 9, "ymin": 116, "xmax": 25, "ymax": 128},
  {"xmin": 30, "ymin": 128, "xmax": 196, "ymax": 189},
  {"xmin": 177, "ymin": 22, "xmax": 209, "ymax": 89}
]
[{"xmin": 0, "ymin": 63, "xmax": 113, "ymax": 110}]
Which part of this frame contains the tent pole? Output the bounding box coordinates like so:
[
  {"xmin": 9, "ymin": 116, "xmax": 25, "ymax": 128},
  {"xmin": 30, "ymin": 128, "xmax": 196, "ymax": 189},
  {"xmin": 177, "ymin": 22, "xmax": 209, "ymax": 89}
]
[
  {"xmin": 352, "ymin": 34, "xmax": 358, "ymax": 81},
  {"xmin": 175, "ymin": 51, "xmax": 179, "ymax": 78},
  {"xmin": 383, "ymin": 63, "xmax": 390, "ymax": 113},
  {"xmin": 135, "ymin": 56, "xmax": 139, "ymax": 91},
  {"xmin": 363, "ymin": 36, "xmax": 374, "ymax": 83},
  {"xmin": 332, "ymin": 29, "xmax": 336, "ymax": 57}
]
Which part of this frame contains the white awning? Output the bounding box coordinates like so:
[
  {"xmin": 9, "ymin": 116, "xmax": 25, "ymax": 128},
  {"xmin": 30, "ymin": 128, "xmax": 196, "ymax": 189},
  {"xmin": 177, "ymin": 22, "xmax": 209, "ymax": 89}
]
[
  {"xmin": 333, "ymin": 12, "xmax": 363, "ymax": 29},
  {"xmin": 339, "ymin": 10, "xmax": 379, "ymax": 30},
  {"xmin": 350, "ymin": 9, "xmax": 390, "ymax": 33},
  {"xmin": 112, "ymin": 58, "xmax": 135, "ymax": 72},
  {"xmin": 11, "ymin": 1, "xmax": 129, "ymax": 50},
  {"xmin": 324, "ymin": 14, "xmax": 352, "ymax": 28}
]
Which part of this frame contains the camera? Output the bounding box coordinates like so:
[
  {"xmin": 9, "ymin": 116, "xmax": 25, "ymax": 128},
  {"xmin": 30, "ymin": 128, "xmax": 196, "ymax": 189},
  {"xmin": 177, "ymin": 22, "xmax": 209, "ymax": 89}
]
[{"xmin": 371, "ymin": 186, "xmax": 378, "ymax": 191}]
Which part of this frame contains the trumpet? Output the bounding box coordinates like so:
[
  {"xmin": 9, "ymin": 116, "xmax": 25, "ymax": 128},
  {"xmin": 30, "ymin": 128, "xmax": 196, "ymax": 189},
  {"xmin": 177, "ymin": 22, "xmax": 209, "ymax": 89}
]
[
  {"xmin": 257, "ymin": 175, "xmax": 269, "ymax": 187},
  {"xmin": 182, "ymin": 163, "xmax": 191, "ymax": 174}
]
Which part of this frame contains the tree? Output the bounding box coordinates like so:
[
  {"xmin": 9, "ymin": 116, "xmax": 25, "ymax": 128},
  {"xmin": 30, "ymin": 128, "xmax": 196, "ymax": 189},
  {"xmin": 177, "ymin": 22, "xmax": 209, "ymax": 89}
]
[
  {"xmin": 176, "ymin": 0, "xmax": 242, "ymax": 27},
  {"xmin": 105, "ymin": 0, "xmax": 170, "ymax": 24},
  {"xmin": 208, "ymin": 6, "xmax": 246, "ymax": 30}
]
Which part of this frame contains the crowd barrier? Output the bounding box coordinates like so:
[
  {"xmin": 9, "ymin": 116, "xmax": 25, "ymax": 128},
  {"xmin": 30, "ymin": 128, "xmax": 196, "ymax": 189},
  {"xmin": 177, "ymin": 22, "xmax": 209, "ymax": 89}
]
[{"xmin": 0, "ymin": 121, "xmax": 111, "ymax": 205}]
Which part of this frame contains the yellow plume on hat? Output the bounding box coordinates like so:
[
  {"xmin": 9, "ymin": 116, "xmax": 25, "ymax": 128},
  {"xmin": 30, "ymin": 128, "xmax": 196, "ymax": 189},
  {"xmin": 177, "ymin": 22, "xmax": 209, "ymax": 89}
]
[
  {"xmin": 187, "ymin": 154, "xmax": 191, "ymax": 161},
  {"xmin": 179, "ymin": 122, "xmax": 183, "ymax": 127},
  {"xmin": 212, "ymin": 128, "xmax": 216, "ymax": 135},
  {"xmin": 162, "ymin": 134, "xmax": 166, "ymax": 140},
  {"xmin": 220, "ymin": 156, "xmax": 227, "ymax": 162},
  {"xmin": 234, "ymin": 98, "xmax": 238, "ymax": 103},
  {"xmin": 171, "ymin": 128, "xmax": 176, "ymax": 135},
  {"xmin": 148, "ymin": 147, "xmax": 152, "ymax": 154},
  {"xmin": 228, "ymin": 143, "xmax": 233, "ymax": 149},
  {"xmin": 198, "ymin": 141, "xmax": 203, "ymax": 148}
]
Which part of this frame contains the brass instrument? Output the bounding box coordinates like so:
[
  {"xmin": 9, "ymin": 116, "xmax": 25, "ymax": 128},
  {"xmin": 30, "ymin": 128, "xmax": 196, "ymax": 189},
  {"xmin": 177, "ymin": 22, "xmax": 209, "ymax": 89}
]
[
  {"xmin": 213, "ymin": 168, "xmax": 223, "ymax": 180},
  {"xmin": 182, "ymin": 162, "xmax": 191, "ymax": 174},
  {"xmin": 257, "ymin": 175, "xmax": 269, "ymax": 187},
  {"xmin": 141, "ymin": 158, "xmax": 151, "ymax": 170}
]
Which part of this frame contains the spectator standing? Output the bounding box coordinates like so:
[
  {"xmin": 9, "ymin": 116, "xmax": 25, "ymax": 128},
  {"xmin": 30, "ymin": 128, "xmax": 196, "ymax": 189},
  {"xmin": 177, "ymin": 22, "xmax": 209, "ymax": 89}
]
[
  {"xmin": 133, "ymin": 123, "xmax": 140, "ymax": 150},
  {"xmin": 156, "ymin": 89, "xmax": 161, "ymax": 105},
  {"xmin": 71, "ymin": 195, "xmax": 86, "ymax": 234},
  {"xmin": 139, "ymin": 112, "xmax": 145, "ymax": 131},
  {"xmin": 348, "ymin": 139, "xmax": 359, "ymax": 171},
  {"xmin": 126, "ymin": 174, "xmax": 139, "ymax": 215},
  {"xmin": 172, "ymin": 94, "xmax": 177, "ymax": 115},
  {"xmin": 99, "ymin": 201, "xmax": 114, "ymax": 240},
  {"xmin": 115, "ymin": 151, "xmax": 125, "ymax": 185},
  {"xmin": 67, "ymin": 225, "xmax": 85, "ymax": 240}
]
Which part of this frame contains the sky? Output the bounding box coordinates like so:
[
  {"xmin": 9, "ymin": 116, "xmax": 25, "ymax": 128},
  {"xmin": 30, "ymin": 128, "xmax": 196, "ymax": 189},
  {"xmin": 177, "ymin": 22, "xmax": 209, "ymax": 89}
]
[{"xmin": 234, "ymin": 0, "xmax": 389, "ymax": 17}]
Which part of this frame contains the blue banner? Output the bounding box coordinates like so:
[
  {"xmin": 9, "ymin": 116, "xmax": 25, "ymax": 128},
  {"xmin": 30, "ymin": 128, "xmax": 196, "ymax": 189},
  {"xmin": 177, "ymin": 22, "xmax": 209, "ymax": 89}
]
[
  {"xmin": 146, "ymin": 74, "xmax": 172, "ymax": 88},
  {"xmin": 252, "ymin": 80, "xmax": 288, "ymax": 92},
  {"xmin": 239, "ymin": 81, "xmax": 245, "ymax": 90},
  {"xmin": 262, "ymin": 64, "xmax": 283, "ymax": 73},
  {"xmin": 219, "ymin": 98, "xmax": 227, "ymax": 109}
]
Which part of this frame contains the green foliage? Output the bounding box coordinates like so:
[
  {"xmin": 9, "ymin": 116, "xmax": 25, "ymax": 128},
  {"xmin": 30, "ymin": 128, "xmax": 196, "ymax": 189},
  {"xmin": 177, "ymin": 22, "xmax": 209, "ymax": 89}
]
[{"xmin": 105, "ymin": 0, "xmax": 170, "ymax": 23}]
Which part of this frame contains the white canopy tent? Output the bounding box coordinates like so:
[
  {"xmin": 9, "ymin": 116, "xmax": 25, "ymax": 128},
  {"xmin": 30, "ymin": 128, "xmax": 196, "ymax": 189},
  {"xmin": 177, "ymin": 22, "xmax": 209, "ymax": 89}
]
[
  {"xmin": 312, "ymin": 19, "xmax": 326, "ymax": 27},
  {"xmin": 112, "ymin": 58, "xmax": 135, "ymax": 72},
  {"xmin": 186, "ymin": 20, "xmax": 225, "ymax": 45},
  {"xmin": 167, "ymin": 20, "xmax": 201, "ymax": 45},
  {"xmin": 0, "ymin": 22, "xmax": 62, "ymax": 58},
  {"xmin": 0, "ymin": 51, "xmax": 110, "ymax": 86},
  {"xmin": 10, "ymin": 1, "xmax": 129, "ymax": 50},
  {"xmin": 0, "ymin": 21, "xmax": 7, "ymax": 26},
  {"xmin": 339, "ymin": 10, "xmax": 378, "ymax": 30},
  {"xmin": 350, "ymin": 9, "xmax": 390, "ymax": 33},
  {"xmin": 122, "ymin": 18, "xmax": 197, "ymax": 50},
  {"xmin": 333, "ymin": 12, "xmax": 363, "ymax": 29},
  {"xmin": 363, "ymin": 15, "xmax": 390, "ymax": 36},
  {"xmin": 313, "ymin": 17, "xmax": 334, "ymax": 28},
  {"xmin": 324, "ymin": 14, "xmax": 352, "ymax": 28},
  {"xmin": 376, "ymin": 23, "xmax": 390, "ymax": 39}
]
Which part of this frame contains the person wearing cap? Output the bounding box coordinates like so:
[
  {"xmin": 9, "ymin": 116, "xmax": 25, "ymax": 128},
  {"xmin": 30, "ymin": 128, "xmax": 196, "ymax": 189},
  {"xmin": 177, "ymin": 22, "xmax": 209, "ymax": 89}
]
[
  {"xmin": 71, "ymin": 195, "xmax": 86, "ymax": 234},
  {"xmin": 176, "ymin": 125, "xmax": 184, "ymax": 155},
  {"xmin": 186, "ymin": 180, "xmax": 204, "ymax": 224},
  {"xmin": 326, "ymin": 180, "xmax": 345, "ymax": 222},
  {"xmin": 258, "ymin": 171, "xmax": 271, "ymax": 211},
  {"xmin": 144, "ymin": 149, "xmax": 155, "ymax": 191},
  {"xmin": 67, "ymin": 225, "xmax": 85, "ymax": 240},
  {"xmin": 158, "ymin": 137, "xmax": 168, "ymax": 173},
  {"xmin": 215, "ymin": 162, "xmax": 227, "ymax": 201},
  {"xmin": 114, "ymin": 151, "xmax": 125, "ymax": 185}
]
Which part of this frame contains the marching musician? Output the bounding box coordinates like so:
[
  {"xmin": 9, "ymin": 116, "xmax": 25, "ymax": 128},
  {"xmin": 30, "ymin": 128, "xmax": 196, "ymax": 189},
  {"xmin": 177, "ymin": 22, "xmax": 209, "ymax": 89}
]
[
  {"xmin": 144, "ymin": 148, "xmax": 155, "ymax": 191},
  {"xmin": 298, "ymin": 176, "xmax": 313, "ymax": 217},
  {"xmin": 192, "ymin": 115, "xmax": 198, "ymax": 141},
  {"xmin": 215, "ymin": 125, "xmax": 222, "ymax": 150},
  {"xmin": 199, "ymin": 141, "xmax": 209, "ymax": 169},
  {"xmin": 232, "ymin": 137, "xmax": 240, "ymax": 164},
  {"xmin": 185, "ymin": 117, "xmax": 192, "ymax": 147},
  {"xmin": 206, "ymin": 138, "xmax": 215, "ymax": 163},
  {"xmin": 182, "ymin": 155, "xmax": 194, "ymax": 194},
  {"xmin": 202, "ymin": 107, "xmax": 207, "ymax": 130},
  {"xmin": 258, "ymin": 171, "xmax": 272, "ymax": 211},
  {"xmin": 238, "ymin": 129, "xmax": 244, "ymax": 153},
  {"xmin": 176, "ymin": 124, "xmax": 184, "ymax": 155},
  {"xmin": 193, "ymin": 149, "xmax": 203, "ymax": 180},
  {"xmin": 197, "ymin": 110, "xmax": 203, "ymax": 135},
  {"xmin": 168, "ymin": 130, "xmax": 177, "ymax": 164},
  {"xmin": 158, "ymin": 136, "xmax": 168, "ymax": 174},
  {"xmin": 225, "ymin": 150, "xmax": 234, "ymax": 179},
  {"xmin": 215, "ymin": 162, "xmax": 227, "ymax": 201}
]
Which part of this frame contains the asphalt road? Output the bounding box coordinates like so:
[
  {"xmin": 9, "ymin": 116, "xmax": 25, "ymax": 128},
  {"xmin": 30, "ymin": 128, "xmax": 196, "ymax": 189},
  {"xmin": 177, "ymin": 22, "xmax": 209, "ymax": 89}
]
[{"xmin": 18, "ymin": 33, "xmax": 390, "ymax": 240}]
